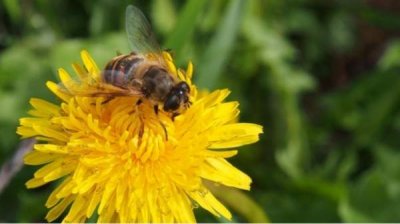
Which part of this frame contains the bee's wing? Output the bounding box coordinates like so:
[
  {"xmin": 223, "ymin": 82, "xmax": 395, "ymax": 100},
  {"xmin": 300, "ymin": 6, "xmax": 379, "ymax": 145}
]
[
  {"xmin": 126, "ymin": 5, "xmax": 162, "ymax": 54},
  {"xmin": 58, "ymin": 71, "xmax": 143, "ymax": 97}
]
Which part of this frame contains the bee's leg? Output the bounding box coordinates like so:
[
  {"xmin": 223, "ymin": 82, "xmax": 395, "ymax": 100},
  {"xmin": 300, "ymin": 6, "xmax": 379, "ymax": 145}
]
[
  {"xmin": 138, "ymin": 123, "xmax": 144, "ymax": 139},
  {"xmin": 90, "ymin": 96, "xmax": 114, "ymax": 106},
  {"xmin": 153, "ymin": 105, "xmax": 159, "ymax": 115},
  {"xmin": 171, "ymin": 112, "xmax": 180, "ymax": 121},
  {"xmin": 101, "ymin": 97, "xmax": 115, "ymax": 105},
  {"xmin": 153, "ymin": 105, "xmax": 168, "ymax": 141}
]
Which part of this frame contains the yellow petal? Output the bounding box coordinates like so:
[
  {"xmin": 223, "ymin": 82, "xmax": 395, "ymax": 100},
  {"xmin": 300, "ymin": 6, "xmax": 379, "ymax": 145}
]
[
  {"xmin": 209, "ymin": 123, "xmax": 263, "ymax": 149},
  {"xmin": 200, "ymin": 157, "xmax": 251, "ymax": 190},
  {"xmin": 46, "ymin": 195, "xmax": 75, "ymax": 222},
  {"xmin": 146, "ymin": 189, "xmax": 160, "ymax": 223},
  {"xmin": 204, "ymin": 149, "xmax": 238, "ymax": 158},
  {"xmin": 56, "ymin": 177, "xmax": 76, "ymax": 198},
  {"xmin": 31, "ymin": 124, "xmax": 68, "ymax": 142},
  {"xmin": 20, "ymin": 118, "xmax": 51, "ymax": 128},
  {"xmin": 186, "ymin": 61, "xmax": 193, "ymax": 80},
  {"xmin": 168, "ymin": 189, "xmax": 196, "ymax": 223},
  {"xmin": 166, "ymin": 58, "xmax": 177, "ymax": 77},
  {"xmin": 30, "ymin": 98, "xmax": 60, "ymax": 116},
  {"xmin": 34, "ymin": 144, "xmax": 68, "ymax": 154},
  {"xmin": 16, "ymin": 126, "xmax": 37, "ymax": 138},
  {"xmin": 25, "ymin": 177, "xmax": 46, "ymax": 188},
  {"xmin": 64, "ymin": 194, "xmax": 88, "ymax": 222},
  {"xmin": 58, "ymin": 68, "xmax": 73, "ymax": 85},
  {"xmin": 86, "ymin": 185, "xmax": 102, "ymax": 218},
  {"xmin": 200, "ymin": 89, "xmax": 231, "ymax": 108},
  {"xmin": 205, "ymin": 101, "xmax": 239, "ymax": 127},
  {"xmin": 34, "ymin": 159, "xmax": 64, "ymax": 178},
  {"xmin": 162, "ymin": 51, "xmax": 173, "ymax": 62},
  {"xmin": 24, "ymin": 150, "xmax": 59, "ymax": 165},
  {"xmin": 98, "ymin": 194, "xmax": 116, "ymax": 223},
  {"xmin": 72, "ymin": 63, "xmax": 87, "ymax": 79},
  {"xmin": 98, "ymin": 178, "xmax": 117, "ymax": 214},
  {"xmin": 189, "ymin": 187, "xmax": 232, "ymax": 220},
  {"xmin": 115, "ymin": 179, "xmax": 127, "ymax": 212},
  {"xmin": 80, "ymin": 50, "xmax": 100, "ymax": 78},
  {"xmin": 46, "ymin": 177, "xmax": 72, "ymax": 208},
  {"xmin": 46, "ymin": 81, "xmax": 71, "ymax": 102},
  {"xmin": 43, "ymin": 163, "xmax": 76, "ymax": 182}
]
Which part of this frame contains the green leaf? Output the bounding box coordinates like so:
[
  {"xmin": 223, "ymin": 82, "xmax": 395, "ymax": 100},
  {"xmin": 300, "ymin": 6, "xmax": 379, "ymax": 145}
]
[
  {"xmin": 89, "ymin": 1, "xmax": 125, "ymax": 36},
  {"xmin": 151, "ymin": 0, "xmax": 176, "ymax": 35},
  {"xmin": 89, "ymin": 3, "xmax": 108, "ymax": 36},
  {"xmin": 242, "ymin": 1, "xmax": 314, "ymax": 179},
  {"xmin": 50, "ymin": 32, "xmax": 128, "ymax": 77},
  {"xmin": 164, "ymin": 0, "xmax": 208, "ymax": 55},
  {"xmin": 196, "ymin": 0, "xmax": 244, "ymax": 89},
  {"xmin": 339, "ymin": 145, "xmax": 400, "ymax": 222},
  {"xmin": 353, "ymin": 71, "xmax": 400, "ymax": 146},
  {"xmin": 3, "ymin": 0, "xmax": 21, "ymax": 23},
  {"xmin": 379, "ymin": 40, "xmax": 400, "ymax": 69},
  {"xmin": 339, "ymin": 168, "xmax": 400, "ymax": 221},
  {"xmin": 328, "ymin": 12, "xmax": 355, "ymax": 53},
  {"xmin": 262, "ymin": 190, "xmax": 341, "ymax": 222}
]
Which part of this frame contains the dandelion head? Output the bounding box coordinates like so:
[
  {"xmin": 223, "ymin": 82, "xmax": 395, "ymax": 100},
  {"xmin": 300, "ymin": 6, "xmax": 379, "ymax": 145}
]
[{"xmin": 17, "ymin": 50, "xmax": 263, "ymax": 222}]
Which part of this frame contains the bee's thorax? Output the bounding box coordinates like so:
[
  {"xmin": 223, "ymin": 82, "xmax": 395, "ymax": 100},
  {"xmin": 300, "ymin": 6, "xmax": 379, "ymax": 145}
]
[{"xmin": 142, "ymin": 66, "xmax": 175, "ymax": 101}]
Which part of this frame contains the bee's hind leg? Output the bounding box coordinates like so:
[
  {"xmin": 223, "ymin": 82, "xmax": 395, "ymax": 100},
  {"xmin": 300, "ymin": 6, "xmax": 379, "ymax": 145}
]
[
  {"xmin": 101, "ymin": 97, "xmax": 115, "ymax": 105},
  {"xmin": 90, "ymin": 96, "xmax": 114, "ymax": 106}
]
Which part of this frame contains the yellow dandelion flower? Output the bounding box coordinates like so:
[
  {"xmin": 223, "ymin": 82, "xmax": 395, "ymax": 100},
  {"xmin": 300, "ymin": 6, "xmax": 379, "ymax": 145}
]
[{"xmin": 17, "ymin": 50, "xmax": 263, "ymax": 223}]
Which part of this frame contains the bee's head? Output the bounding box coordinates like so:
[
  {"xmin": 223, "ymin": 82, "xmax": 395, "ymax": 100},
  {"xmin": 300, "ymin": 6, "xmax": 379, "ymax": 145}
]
[{"xmin": 163, "ymin": 81, "xmax": 190, "ymax": 112}]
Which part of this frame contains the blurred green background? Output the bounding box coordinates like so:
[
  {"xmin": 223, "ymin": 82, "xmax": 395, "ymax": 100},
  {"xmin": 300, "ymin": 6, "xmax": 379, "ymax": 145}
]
[{"xmin": 1, "ymin": 0, "xmax": 400, "ymax": 222}]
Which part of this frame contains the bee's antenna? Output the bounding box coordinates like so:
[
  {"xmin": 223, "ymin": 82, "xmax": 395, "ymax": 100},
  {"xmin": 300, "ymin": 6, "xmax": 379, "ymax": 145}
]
[{"xmin": 164, "ymin": 48, "xmax": 174, "ymax": 56}]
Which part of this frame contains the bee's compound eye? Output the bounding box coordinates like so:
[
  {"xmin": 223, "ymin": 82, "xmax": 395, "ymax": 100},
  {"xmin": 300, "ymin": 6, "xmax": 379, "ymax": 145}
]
[
  {"xmin": 164, "ymin": 95, "xmax": 180, "ymax": 112},
  {"xmin": 177, "ymin": 81, "xmax": 190, "ymax": 93}
]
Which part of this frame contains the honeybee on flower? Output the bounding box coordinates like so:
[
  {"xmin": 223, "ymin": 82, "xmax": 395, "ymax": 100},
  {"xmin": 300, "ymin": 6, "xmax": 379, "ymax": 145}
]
[
  {"xmin": 17, "ymin": 5, "xmax": 263, "ymax": 223},
  {"xmin": 60, "ymin": 6, "xmax": 191, "ymax": 116}
]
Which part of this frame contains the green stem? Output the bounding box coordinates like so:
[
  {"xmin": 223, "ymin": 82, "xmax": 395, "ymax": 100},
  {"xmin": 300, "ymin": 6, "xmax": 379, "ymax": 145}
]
[{"xmin": 206, "ymin": 182, "xmax": 270, "ymax": 223}]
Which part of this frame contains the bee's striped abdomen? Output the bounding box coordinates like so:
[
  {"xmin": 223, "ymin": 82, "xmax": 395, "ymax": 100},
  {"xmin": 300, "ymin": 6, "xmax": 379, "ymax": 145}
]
[{"xmin": 103, "ymin": 53, "xmax": 144, "ymax": 87}]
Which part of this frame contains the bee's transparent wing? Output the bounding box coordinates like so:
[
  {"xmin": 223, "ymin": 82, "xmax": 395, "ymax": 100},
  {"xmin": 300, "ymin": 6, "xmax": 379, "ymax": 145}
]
[
  {"xmin": 126, "ymin": 5, "xmax": 162, "ymax": 54},
  {"xmin": 58, "ymin": 71, "xmax": 143, "ymax": 97}
]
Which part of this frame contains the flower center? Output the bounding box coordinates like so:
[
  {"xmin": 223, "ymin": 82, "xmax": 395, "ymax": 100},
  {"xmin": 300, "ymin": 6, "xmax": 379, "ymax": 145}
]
[{"xmin": 65, "ymin": 96, "xmax": 173, "ymax": 165}]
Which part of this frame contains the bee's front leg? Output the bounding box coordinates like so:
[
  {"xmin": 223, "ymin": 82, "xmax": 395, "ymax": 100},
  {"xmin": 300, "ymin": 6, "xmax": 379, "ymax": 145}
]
[
  {"xmin": 153, "ymin": 105, "xmax": 159, "ymax": 115},
  {"xmin": 171, "ymin": 112, "xmax": 180, "ymax": 121},
  {"xmin": 153, "ymin": 104, "xmax": 168, "ymax": 141}
]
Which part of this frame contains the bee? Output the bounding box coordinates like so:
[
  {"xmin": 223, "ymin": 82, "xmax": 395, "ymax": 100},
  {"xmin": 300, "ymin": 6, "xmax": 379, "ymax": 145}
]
[{"xmin": 60, "ymin": 5, "xmax": 191, "ymax": 115}]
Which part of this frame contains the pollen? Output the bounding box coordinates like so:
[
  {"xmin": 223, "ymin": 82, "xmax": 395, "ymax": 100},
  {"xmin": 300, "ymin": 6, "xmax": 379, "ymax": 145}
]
[{"xmin": 17, "ymin": 50, "xmax": 263, "ymax": 222}]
